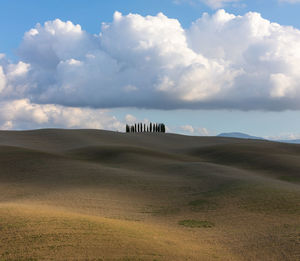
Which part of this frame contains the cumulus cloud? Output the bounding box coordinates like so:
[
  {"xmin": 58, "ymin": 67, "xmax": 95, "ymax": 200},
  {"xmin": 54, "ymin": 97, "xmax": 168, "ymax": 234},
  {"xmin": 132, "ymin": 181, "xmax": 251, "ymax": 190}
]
[
  {"xmin": 181, "ymin": 125, "xmax": 195, "ymax": 133},
  {"xmin": 125, "ymin": 114, "xmax": 137, "ymax": 124},
  {"xmin": 179, "ymin": 125, "xmax": 211, "ymax": 135},
  {"xmin": 1, "ymin": 10, "xmax": 300, "ymax": 112},
  {"xmin": 0, "ymin": 99, "xmax": 124, "ymax": 130},
  {"xmin": 0, "ymin": 66, "xmax": 6, "ymax": 93},
  {"xmin": 187, "ymin": 10, "xmax": 300, "ymax": 110},
  {"xmin": 266, "ymin": 133, "xmax": 300, "ymax": 141}
]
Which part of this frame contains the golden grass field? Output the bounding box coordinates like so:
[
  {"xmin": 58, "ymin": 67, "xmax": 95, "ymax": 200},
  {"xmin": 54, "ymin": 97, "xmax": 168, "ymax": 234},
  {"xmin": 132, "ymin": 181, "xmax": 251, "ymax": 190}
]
[{"xmin": 0, "ymin": 129, "xmax": 299, "ymax": 260}]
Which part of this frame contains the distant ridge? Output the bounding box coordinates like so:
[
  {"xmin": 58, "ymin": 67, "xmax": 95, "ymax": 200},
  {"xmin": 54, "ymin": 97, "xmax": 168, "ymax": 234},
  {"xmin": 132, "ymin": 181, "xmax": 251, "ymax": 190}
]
[
  {"xmin": 217, "ymin": 132, "xmax": 264, "ymax": 140},
  {"xmin": 277, "ymin": 139, "xmax": 300, "ymax": 144},
  {"xmin": 218, "ymin": 132, "xmax": 300, "ymax": 144}
]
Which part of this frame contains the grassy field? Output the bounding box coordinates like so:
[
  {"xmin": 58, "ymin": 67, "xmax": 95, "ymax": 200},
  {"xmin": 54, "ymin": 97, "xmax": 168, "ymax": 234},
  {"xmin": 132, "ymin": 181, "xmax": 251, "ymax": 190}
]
[{"xmin": 0, "ymin": 129, "xmax": 299, "ymax": 260}]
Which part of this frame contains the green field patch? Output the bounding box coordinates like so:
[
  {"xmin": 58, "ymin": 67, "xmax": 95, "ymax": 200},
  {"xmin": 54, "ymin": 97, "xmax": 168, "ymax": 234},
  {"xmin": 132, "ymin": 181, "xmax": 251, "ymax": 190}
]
[
  {"xmin": 188, "ymin": 199, "xmax": 218, "ymax": 211},
  {"xmin": 279, "ymin": 176, "xmax": 300, "ymax": 183},
  {"xmin": 141, "ymin": 205, "xmax": 180, "ymax": 216},
  {"xmin": 178, "ymin": 220, "xmax": 214, "ymax": 228}
]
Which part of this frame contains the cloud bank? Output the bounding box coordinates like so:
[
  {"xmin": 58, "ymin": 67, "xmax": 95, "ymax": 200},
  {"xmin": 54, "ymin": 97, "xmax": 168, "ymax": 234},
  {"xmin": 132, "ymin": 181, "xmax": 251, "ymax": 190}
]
[
  {"xmin": 180, "ymin": 125, "xmax": 210, "ymax": 135},
  {"xmin": 1, "ymin": 9, "xmax": 300, "ymax": 122},
  {"xmin": 0, "ymin": 99, "xmax": 124, "ymax": 131}
]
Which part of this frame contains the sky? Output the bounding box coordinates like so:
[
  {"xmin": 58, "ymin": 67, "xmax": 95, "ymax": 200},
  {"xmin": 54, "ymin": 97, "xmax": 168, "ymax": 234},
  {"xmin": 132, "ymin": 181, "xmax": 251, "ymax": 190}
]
[{"xmin": 1, "ymin": 0, "xmax": 300, "ymax": 139}]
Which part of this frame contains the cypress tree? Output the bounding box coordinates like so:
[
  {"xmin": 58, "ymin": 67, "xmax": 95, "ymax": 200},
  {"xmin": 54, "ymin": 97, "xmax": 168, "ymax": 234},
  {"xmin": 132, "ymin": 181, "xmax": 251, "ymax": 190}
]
[
  {"xmin": 150, "ymin": 123, "xmax": 152, "ymax": 132},
  {"xmin": 126, "ymin": 124, "xmax": 129, "ymax": 133},
  {"xmin": 134, "ymin": 124, "xmax": 137, "ymax": 133}
]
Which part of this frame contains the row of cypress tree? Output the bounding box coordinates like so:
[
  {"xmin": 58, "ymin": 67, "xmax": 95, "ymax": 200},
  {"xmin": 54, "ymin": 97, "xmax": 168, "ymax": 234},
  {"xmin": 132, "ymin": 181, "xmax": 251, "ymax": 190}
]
[{"xmin": 126, "ymin": 123, "xmax": 166, "ymax": 133}]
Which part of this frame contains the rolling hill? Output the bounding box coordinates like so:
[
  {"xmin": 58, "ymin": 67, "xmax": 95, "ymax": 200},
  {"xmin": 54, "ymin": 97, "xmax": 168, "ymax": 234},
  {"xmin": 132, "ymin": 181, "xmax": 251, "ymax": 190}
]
[{"xmin": 0, "ymin": 129, "xmax": 299, "ymax": 260}]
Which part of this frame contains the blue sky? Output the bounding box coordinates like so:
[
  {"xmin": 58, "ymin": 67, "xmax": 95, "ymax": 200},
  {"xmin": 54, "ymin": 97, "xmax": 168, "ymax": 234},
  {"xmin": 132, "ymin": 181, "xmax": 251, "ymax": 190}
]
[{"xmin": 1, "ymin": 0, "xmax": 300, "ymax": 138}]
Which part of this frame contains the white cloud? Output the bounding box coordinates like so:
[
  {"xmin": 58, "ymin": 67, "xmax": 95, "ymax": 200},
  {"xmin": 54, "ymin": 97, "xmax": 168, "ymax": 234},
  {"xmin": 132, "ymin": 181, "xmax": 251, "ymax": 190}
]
[
  {"xmin": 0, "ymin": 99, "xmax": 124, "ymax": 131},
  {"xmin": 125, "ymin": 114, "xmax": 137, "ymax": 124},
  {"xmin": 180, "ymin": 125, "xmax": 211, "ymax": 135},
  {"xmin": 196, "ymin": 127, "xmax": 210, "ymax": 136},
  {"xmin": 7, "ymin": 61, "xmax": 30, "ymax": 78},
  {"xmin": 181, "ymin": 125, "xmax": 195, "ymax": 133},
  {"xmin": 187, "ymin": 10, "xmax": 300, "ymax": 110},
  {"xmin": 0, "ymin": 10, "xmax": 300, "ymax": 112},
  {"xmin": 266, "ymin": 133, "xmax": 300, "ymax": 141},
  {"xmin": 0, "ymin": 66, "xmax": 6, "ymax": 93}
]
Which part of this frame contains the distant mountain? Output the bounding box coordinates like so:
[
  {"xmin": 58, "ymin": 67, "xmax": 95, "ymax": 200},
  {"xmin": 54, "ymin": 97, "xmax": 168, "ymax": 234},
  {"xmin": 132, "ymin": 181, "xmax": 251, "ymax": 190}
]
[
  {"xmin": 277, "ymin": 139, "xmax": 300, "ymax": 144},
  {"xmin": 217, "ymin": 132, "xmax": 264, "ymax": 140},
  {"xmin": 218, "ymin": 132, "xmax": 300, "ymax": 144}
]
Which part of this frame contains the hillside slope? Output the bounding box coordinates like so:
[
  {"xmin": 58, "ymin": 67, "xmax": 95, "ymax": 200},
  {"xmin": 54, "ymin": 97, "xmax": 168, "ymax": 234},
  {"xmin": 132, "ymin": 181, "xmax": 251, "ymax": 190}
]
[{"xmin": 0, "ymin": 129, "xmax": 299, "ymax": 260}]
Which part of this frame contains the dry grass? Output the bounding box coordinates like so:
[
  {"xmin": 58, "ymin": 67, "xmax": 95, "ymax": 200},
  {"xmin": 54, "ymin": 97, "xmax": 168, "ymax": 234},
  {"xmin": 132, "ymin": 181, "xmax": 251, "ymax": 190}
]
[{"xmin": 0, "ymin": 129, "xmax": 299, "ymax": 260}]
